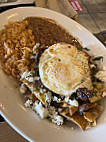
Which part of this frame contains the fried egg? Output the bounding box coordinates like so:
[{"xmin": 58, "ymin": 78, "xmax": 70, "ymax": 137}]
[{"xmin": 39, "ymin": 43, "xmax": 93, "ymax": 96}]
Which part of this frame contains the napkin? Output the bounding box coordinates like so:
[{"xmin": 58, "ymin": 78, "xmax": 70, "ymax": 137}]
[{"xmin": 35, "ymin": 0, "xmax": 79, "ymax": 22}]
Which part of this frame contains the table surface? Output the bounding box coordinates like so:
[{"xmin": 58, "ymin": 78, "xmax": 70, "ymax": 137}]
[{"xmin": 0, "ymin": 0, "xmax": 106, "ymax": 142}]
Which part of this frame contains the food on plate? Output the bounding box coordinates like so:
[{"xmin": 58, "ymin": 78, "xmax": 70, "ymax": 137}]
[
  {"xmin": 0, "ymin": 17, "xmax": 105, "ymax": 131},
  {"xmin": 39, "ymin": 43, "xmax": 93, "ymax": 96}
]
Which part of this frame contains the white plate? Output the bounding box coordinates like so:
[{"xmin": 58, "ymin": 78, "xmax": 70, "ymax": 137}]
[{"xmin": 0, "ymin": 7, "xmax": 106, "ymax": 142}]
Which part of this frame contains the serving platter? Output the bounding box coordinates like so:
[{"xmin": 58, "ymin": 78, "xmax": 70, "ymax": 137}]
[{"xmin": 0, "ymin": 7, "xmax": 106, "ymax": 142}]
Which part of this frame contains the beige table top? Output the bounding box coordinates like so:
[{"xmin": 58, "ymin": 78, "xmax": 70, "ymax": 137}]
[{"xmin": 0, "ymin": 122, "xmax": 28, "ymax": 142}]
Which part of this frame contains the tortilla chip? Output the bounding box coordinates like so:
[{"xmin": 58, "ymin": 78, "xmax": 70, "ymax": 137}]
[
  {"xmin": 89, "ymin": 103, "xmax": 97, "ymax": 109},
  {"xmin": 60, "ymin": 103, "xmax": 78, "ymax": 116},
  {"xmin": 60, "ymin": 103, "xmax": 68, "ymax": 108},
  {"xmin": 83, "ymin": 105, "xmax": 103, "ymax": 122},
  {"xmin": 69, "ymin": 106, "xmax": 78, "ymax": 116},
  {"xmin": 88, "ymin": 120, "xmax": 96, "ymax": 127},
  {"xmin": 57, "ymin": 100, "xmax": 66, "ymax": 103},
  {"xmin": 30, "ymin": 93, "xmax": 38, "ymax": 103},
  {"xmin": 89, "ymin": 89, "xmax": 105, "ymax": 103},
  {"xmin": 22, "ymin": 79, "xmax": 45, "ymax": 104},
  {"xmin": 60, "ymin": 109, "xmax": 69, "ymax": 115},
  {"xmin": 60, "ymin": 111, "xmax": 89, "ymax": 131},
  {"xmin": 89, "ymin": 96, "xmax": 99, "ymax": 103}
]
